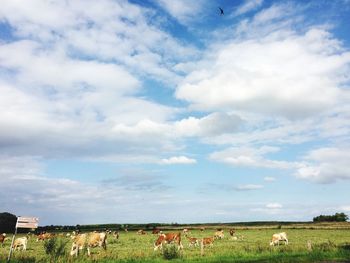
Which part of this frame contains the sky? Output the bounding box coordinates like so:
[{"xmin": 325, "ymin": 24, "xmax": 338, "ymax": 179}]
[{"xmin": 0, "ymin": 0, "xmax": 350, "ymax": 226}]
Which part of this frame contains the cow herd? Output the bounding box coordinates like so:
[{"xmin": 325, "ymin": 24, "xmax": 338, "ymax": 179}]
[{"xmin": 1, "ymin": 229, "xmax": 289, "ymax": 257}]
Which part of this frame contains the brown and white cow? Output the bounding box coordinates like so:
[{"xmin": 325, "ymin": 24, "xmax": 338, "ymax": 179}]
[
  {"xmin": 13, "ymin": 237, "xmax": 28, "ymax": 251},
  {"xmin": 229, "ymin": 229, "xmax": 235, "ymax": 236},
  {"xmin": 137, "ymin": 229, "xmax": 146, "ymax": 235},
  {"xmin": 201, "ymin": 237, "xmax": 215, "ymax": 247},
  {"xmin": 154, "ymin": 232, "xmax": 183, "ymax": 251},
  {"xmin": 36, "ymin": 232, "xmax": 55, "ymax": 241},
  {"xmin": 270, "ymin": 232, "xmax": 288, "ymax": 246},
  {"xmin": 70, "ymin": 232, "xmax": 107, "ymax": 256},
  {"xmin": 187, "ymin": 236, "xmax": 199, "ymax": 247},
  {"xmin": 0, "ymin": 233, "xmax": 6, "ymax": 245}
]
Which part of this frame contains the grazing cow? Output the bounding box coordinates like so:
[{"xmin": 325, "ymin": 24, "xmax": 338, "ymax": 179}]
[
  {"xmin": 154, "ymin": 232, "xmax": 183, "ymax": 251},
  {"xmin": 229, "ymin": 229, "xmax": 235, "ymax": 236},
  {"xmin": 0, "ymin": 233, "xmax": 6, "ymax": 245},
  {"xmin": 13, "ymin": 237, "xmax": 28, "ymax": 251},
  {"xmin": 200, "ymin": 227, "xmax": 205, "ymax": 232},
  {"xmin": 113, "ymin": 231, "xmax": 119, "ymax": 239},
  {"xmin": 187, "ymin": 236, "xmax": 199, "ymax": 247},
  {"xmin": 70, "ymin": 232, "xmax": 107, "ymax": 257},
  {"xmin": 37, "ymin": 232, "xmax": 55, "ymax": 241},
  {"xmin": 137, "ymin": 229, "xmax": 146, "ymax": 235},
  {"xmin": 270, "ymin": 232, "xmax": 288, "ymax": 246},
  {"xmin": 201, "ymin": 237, "xmax": 214, "ymax": 247},
  {"xmin": 214, "ymin": 230, "xmax": 224, "ymax": 239},
  {"xmin": 152, "ymin": 228, "xmax": 161, "ymax": 234}
]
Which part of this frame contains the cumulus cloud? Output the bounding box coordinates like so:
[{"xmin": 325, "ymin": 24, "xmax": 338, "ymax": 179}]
[
  {"xmin": 0, "ymin": 0, "xmax": 196, "ymax": 160},
  {"xmin": 210, "ymin": 146, "xmax": 298, "ymax": 169},
  {"xmin": 295, "ymin": 147, "xmax": 350, "ymax": 183},
  {"xmin": 176, "ymin": 27, "xmax": 350, "ymax": 119},
  {"xmin": 175, "ymin": 112, "xmax": 243, "ymax": 137},
  {"xmin": 161, "ymin": 156, "xmax": 197, "ymax": 165}
]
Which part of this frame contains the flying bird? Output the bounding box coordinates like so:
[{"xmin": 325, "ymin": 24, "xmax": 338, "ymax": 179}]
[{"xmin": 219, "ymin": 7, "xmax": 224, "ymax": 15}]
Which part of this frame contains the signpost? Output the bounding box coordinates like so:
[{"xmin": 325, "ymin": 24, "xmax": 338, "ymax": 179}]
[{"xmin": 7, "ymin": 216, "xmax": 39, "ymax": 262}]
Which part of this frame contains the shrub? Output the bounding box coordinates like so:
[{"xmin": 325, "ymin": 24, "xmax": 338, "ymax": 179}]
[
  {"xmin": 162, "ymin": 244, "xmax": 181, "ymax": 260},
  {"xmin": 43, "ymin": 237, "xmax": 68, "ymax": 262}
]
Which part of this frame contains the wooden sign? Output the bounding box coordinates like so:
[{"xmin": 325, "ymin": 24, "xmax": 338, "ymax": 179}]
[
  {"xmin": 8, "ymin": 216, "xmax": 39, "ymax": 262},
  {"xmin": 16, "ymin": 216, "xmax": 39, "ymax": 229}
]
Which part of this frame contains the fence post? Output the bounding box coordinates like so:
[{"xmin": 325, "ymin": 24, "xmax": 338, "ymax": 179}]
[
  {"xmin": 7, "ymin": 217, "xmax": 18, "ymax": 262},
  {"xmin": 200, "ymin": 238, "xmax": 204, "ymax": 256}
]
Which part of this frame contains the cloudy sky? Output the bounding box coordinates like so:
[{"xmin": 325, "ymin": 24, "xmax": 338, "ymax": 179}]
[{"xmin": 1, "ymin": 0, "xmax": 350, "ymax": 225}]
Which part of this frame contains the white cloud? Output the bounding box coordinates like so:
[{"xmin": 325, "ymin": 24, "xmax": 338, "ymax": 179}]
[
  {"xmin": 339, "ymin": 206, "xmax": 350, "ymax": 212},
  {"xmin": 264, "ymin": 176, "xmax": 276, "ymax": 182},
  {"xmin": 295, "ymin": 147, "xmax": 350, "ymax": 183},
  {"xmin": 154, "ymin": 0, "xmax": 205, "ymax": 24},
  {"xmin": 0, "ymin": 0, "xmax": 197, "ymax": 84},
  {"xmin": 210, "ymin": 146, "xmax": 298, "ymax": 169},
  {"xmin": 266, "ymin": 203, "xmax": 282, "ymax": 209},
  {"xmin": 161, "ymin": 156, "xmax": 197, "ymax": 165},
  {"xmin": 235, "ymin": 0, "xmax": 264, "ymax": 16},
  {"xmin": 175, "ymin": 112, "xmax": 243, "ymax": 137},
  {"xmin": 235, "ymin": 184, "xmax": 264, "ymax": 191},
  {"xmin": 176, "ymin": 10, "xmax": 350, "ymax": 120},
  {"xmin": 0, "ymin": 0, "xmax": 198, "ymax": 160}
]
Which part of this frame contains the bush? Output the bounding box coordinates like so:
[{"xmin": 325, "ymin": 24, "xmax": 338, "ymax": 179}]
[
  {"xmin": 43, "ymin": 237, "xmax": 68, "ymax": 262},
  {"xmin": 162, "ymin": 244, "xmax": 181, "ymax": 260}
]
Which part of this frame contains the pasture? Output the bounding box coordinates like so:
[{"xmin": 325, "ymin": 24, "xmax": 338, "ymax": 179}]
[{"xmin": 1, "ymin": 224, "xmax": 350, "ymax": 262}]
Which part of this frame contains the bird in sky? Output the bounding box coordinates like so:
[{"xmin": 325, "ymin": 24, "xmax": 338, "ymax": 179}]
[{"xmin": 219, "ymin": 7, "xmax": 224, "ymax": 15}]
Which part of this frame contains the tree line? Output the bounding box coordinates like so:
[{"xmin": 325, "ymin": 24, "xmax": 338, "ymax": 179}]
[{"xmin": 313, "ymin": 212, "xmax": 348, "ymax": 222}]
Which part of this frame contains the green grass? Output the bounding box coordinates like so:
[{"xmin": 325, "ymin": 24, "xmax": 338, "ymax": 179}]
[{"xmin": 1, "ymin": 226, "xmax": 350, "ymax": 262}]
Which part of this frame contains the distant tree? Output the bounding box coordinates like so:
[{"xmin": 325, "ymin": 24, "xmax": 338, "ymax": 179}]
[
  {"xmin": 313, "ymin": 212, "xmax": 348, "ymax": 222},
  {"xmin": 0, "ymin": 212, "xmax": 17, "ymax": 233}
]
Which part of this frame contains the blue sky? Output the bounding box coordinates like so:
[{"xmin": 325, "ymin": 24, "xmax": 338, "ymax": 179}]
[{"xmin": 0, "ymin": 0, "xmax": 350, "ymax": 225}]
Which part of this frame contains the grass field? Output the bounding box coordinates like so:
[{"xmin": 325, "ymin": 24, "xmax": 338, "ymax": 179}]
[{"xmin": 1, "ymin": 223, "xmax": 350, "ymax": 262}]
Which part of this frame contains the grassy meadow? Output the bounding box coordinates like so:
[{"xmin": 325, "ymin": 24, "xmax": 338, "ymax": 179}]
[{"xmin": 1, "ymin": 223, "xmax": 350, "ymax": 262}]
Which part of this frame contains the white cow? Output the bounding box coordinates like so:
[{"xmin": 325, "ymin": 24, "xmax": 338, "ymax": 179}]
[
  {"xmin": 270, "ymin": 232, "xmax": 288, "ymax": 246},
  {"xmin": 13, "ymin": 237, "xmax": 28, "ymax": 251}
]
